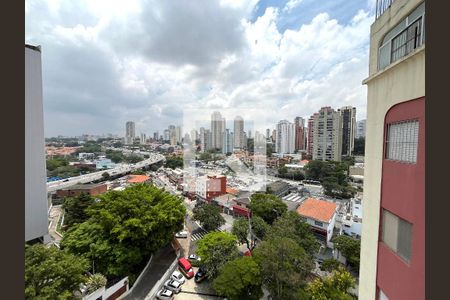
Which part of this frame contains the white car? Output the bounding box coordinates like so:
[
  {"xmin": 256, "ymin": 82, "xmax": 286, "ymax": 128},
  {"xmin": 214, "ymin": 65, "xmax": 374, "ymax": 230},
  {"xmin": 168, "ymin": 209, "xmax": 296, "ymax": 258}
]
[
  {"xmin": 188, "ymin": 254, "xmax": 201, "ymax": 261},
  {"xmin": 164, "ymin": 279, "xmax": 182, "ymax": 293},
  {"xmin": 156, "ymin": 288, "xmax": 174, "ymax": 300},
  {"xmin": 175, "ymin": 231, "xmax": 188, "ymax": 238},
  {"xmin": 171, "ymin": 270, "xmax": 186, "ymax": 284}
]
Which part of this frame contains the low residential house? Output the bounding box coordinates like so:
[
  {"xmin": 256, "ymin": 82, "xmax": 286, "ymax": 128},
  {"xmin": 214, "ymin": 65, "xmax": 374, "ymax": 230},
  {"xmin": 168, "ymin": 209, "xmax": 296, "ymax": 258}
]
[
  {"xmin": 56, "ymin": 183, "xmax": 107, "ymax": 198},
  {"xmin": 297, "ymin": 198, "xmax": 337, "ymax": 246},
  {"xmin": 233, "ymin": 196, "xmax": 252, "ymax": 218},
  {"xmin": 212, "ymin": 193, "xmax": 237, "ymax": 215}
]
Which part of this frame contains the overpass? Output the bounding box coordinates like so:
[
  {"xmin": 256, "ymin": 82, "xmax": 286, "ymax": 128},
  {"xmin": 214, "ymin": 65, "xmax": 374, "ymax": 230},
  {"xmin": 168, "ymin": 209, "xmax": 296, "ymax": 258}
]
[{"xmin": 47, "ymin": 152, "xmax": 165, "ymax": 192}]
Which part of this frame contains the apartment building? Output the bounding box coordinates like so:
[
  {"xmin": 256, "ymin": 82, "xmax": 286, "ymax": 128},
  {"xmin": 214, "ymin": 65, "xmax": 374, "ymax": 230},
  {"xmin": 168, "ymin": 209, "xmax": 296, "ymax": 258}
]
[
  {"xmin": 338, "ymin": 106, "xmax": 356, "ymax": 157},
  {"xmin": 312, "ymin": 107, "xmax": 343, "ymax": 161},
  {"xmin": 275, "ymin": 120, "xmax": 296, "ymax": 155},
  {"xmin": 359, "ymin": 1, "xmax": 425, "ymax": 299},
  {"xmin": 125, "ymin": 121, "xmax": 135, "ymax": 145}
]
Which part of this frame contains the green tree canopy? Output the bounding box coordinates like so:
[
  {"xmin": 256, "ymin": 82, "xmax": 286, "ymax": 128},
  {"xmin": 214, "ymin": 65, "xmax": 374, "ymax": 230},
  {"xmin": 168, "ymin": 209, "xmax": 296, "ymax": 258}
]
[
  {"xmin": 353, "ymin": 137, "xmax": 365, "ymax": 156},
  {"xmin": 63, "ymin": 193, "xmax": 95, "ymax": 229},
  {"xmin": 192, "ymin": 202, "xmax": 226, "ymax": 231},
  {"xmin": 61, "ymin": 184, "xmax": 186, "ymax": 281},
  {"xmin": 306, "ymin": 267, "xmax": 356, "ymax": 300},
  {"xmin": 249, "ymin": 193, "xmax": 288, "ymax": 225},
  {"xmin": 232, "ymin": 217, "xmax": 249, "ymax": 245},
  {"xmin": 332, "ymin": 235, "xmax": 361, "ymax": 271},
  {"xmin": 213, "ymin": 256, "xmax": 263, "ymax": 300},
  {"xmin": 266, "ymin": 211, "xmax": 320, "ymax": 257},
  {"xmin": 253, "ymin": 236, "xmax": 314, "ymax": 300},
  {"xmin": 196, "ymin": 232, "xmax": 239, "ymax": 279},
  {"xmin": 251, "ymin": 215, "xmax": 269, "ymax": 240},
  {"xmin": 25, "ymin": 244, "xmax": 89, "ymax": 300},
  {"xmin": 320, "ymin": 258, "xmax": 344, "ymax": 272},
  {"xmin": 165, "ymin": 156, "xmax": 183, "ymax": 169}
]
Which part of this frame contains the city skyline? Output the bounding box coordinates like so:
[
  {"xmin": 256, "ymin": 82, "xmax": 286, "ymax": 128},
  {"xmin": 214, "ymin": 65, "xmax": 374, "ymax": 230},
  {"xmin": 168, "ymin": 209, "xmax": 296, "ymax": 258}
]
[{"xmin": 26, "ymin": 0, "xmax": 375, "ymax": 137}]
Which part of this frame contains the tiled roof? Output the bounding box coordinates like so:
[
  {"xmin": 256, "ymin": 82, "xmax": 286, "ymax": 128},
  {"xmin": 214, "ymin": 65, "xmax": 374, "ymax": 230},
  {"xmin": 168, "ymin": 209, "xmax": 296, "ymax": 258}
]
[
  {"xmin": 297, "ymin": 198, "xmax": 337, "ymax": 223},
  {"xmin": 127, "ymin": 175, "xmax": 150, "ymax": 183}
]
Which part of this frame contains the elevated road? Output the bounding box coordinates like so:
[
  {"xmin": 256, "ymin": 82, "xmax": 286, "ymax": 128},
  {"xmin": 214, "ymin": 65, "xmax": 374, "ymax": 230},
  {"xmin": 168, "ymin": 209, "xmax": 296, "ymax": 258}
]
[{"xmin": 47, "ymin": 152, "xmax": 165, "ymax": 192}]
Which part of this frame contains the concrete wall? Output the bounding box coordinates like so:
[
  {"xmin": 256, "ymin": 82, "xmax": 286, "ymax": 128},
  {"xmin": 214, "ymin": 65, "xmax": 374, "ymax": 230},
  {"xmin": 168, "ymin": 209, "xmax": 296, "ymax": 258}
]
[
  {"xmin": 359, "ymin": 1, "xmax": 425, "ymax": 298},
  {"xmin": 25, "ymin": 45, "xmax": 49, "ymax": 242}
]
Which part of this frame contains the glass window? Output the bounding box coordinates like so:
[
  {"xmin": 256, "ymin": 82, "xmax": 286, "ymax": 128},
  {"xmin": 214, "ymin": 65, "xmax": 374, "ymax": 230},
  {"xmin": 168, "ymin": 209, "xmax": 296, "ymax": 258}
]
[
  {"xmin": 386, "ymin": 120, "xmax": 419, "ymax": 163},
  {"xmin": 314, "ymin": 220, "xmax": 323, "ymax": 227},
  {"xmin": 381, "ymin": 209, "xmax": 413, "ymax": 262}
]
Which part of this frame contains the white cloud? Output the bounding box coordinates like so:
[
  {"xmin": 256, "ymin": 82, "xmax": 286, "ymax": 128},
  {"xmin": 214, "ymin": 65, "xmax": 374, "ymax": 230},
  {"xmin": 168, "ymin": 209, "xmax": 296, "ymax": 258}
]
[{"xmin": 283, "ymin": 0, "xmax": 304, "ymax": 13}]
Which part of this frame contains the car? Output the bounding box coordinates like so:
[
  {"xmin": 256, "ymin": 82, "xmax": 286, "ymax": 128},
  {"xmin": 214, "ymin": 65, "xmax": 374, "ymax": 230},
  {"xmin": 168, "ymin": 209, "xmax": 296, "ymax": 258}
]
[
  {"xmin": 156, "ymin": 288, "xmax": 174, "ymax": 300},
  {"xmin": 163, "ymin": 279, "xmax": 182, "ymax": 293},
  {"xmin": 175, "ymin": 231, "xmax": 188, "ymax": 238},
  {"xmin": 194, "ymin": 266, "xmax": 207, "ymax": 283},
  {"xmin": 188, "ymin": 254, "xmax": 201, "ymax": 261},
  {"xmin": 171, "ymin": 270, "xmax": 185, "ymax": 284}
]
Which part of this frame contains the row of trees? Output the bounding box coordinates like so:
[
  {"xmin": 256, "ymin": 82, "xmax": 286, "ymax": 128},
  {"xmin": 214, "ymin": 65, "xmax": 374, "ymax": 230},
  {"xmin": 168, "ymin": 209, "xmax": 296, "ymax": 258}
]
[
  {"xmin": 192, "ymin": 193, "xmax": 356, "ymax": 299},
  {"xmin": 165, "ymin": 156, "xmax": 183, "ymax": 169},
  {"xmin": 105, "ymin": 149, "xmax": 144, "ymax": 164},
  {"xmin": 303, "ymin": 160, "xmax": 356, "ymax": 199}
]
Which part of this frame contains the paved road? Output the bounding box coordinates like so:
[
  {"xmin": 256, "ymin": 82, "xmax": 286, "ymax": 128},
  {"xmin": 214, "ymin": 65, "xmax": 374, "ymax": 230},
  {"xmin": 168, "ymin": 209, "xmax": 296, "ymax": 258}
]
[
  {"xmin": 122, "ymin": 244, "xmax": 176, "ymax": 300},
  {"xmin": 48, "ymin": 205, "xmax": 63, "ymax": 245}
]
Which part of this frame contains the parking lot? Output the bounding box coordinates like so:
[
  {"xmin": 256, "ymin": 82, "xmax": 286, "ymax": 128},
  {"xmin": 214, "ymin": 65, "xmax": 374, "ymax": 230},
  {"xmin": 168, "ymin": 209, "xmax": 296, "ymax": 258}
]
[{"xmin": 173, "ymin": 266, "xmax": 219, "ymax": 299}]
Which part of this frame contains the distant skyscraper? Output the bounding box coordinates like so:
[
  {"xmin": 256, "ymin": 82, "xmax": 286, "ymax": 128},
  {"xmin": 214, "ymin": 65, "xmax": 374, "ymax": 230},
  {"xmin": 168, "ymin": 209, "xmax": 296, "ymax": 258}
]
[
  {"xmin": 25, "ymin": 44, "xmax": 49, "ymax": 242},
  {"xmin": 190, "ymin": 129, "xmax": 198, "ymax": 142},
  {"xmin": 294, "ymin": 117, "xmax": 306, "ymax": 151},
  {"xmin": 200, "ymin": 127, "xmax": 212, "ymax": 153},
  {"xmin": 272, "ymin": 129, "xmax": 276, "ymax": 143},
  {"xmin": 356, "ymin": 119, "xmax": 366, "ymax": 139},
  {"xmin": 163, "ymin": 129, "xmax": 170, "ymax": 141},
  {"xmin": 153, "ymin": 131, "xmax": 159, "ymax": 141},
  {"xmin": 266, "ymin": 128, "xmax": 271, "ymax": 140},
  {"xmin": 168, "ymin": 125, "xmax": 176, "ymax": 146},
  {"xmin": 140, "ymin": 133, "xmax": 146, "ymax": 144},
  {"xmin": 234, "ymin": 116, "xmax": 244, "ymax": 149},
  {"xmin": 175, "ymin": 126, "xmax": 182, "ymax": 144},
  {"xmin": 276, "ymin": 120, "xmax": 296, "ymax": 155},
  {"xmin": 211, "ymin": 112, "xmax": 225, "ymax": 151},
  {"xmin": 222, "ymin": 129, "xmax": 234, "ymax": 154},
  {"xmin": 125, "ymin": 121, "xmax": 135, "ymax": 145},
  {"xmin": 312, "ymin": 107, "xmax": 343, "ymax": 161},
  {"xmin": 338, "ymin": 106, "xmax": 356, "ymax": 156},
  {"xmin": 307, "ymin": 114, "xmax": 317, "ymax": 155}
]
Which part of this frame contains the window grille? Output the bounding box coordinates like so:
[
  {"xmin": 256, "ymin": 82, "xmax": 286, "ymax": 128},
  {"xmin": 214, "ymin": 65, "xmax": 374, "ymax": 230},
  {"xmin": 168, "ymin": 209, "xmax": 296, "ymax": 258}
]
[{"xmin": 386, "ymin": 120, "xmax": 419, "ymax": 163}]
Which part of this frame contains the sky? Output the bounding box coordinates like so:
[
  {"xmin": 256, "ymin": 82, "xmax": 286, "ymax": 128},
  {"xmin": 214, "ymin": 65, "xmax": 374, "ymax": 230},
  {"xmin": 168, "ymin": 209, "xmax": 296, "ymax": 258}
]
[{"xmin": 25, "ymin": 0, "xmax": 377, "ymax": 137}]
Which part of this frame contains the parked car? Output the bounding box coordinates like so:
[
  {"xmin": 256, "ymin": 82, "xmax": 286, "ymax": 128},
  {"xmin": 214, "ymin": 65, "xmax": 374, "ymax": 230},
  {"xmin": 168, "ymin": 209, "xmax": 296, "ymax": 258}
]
[
  {"xmin": 194, "ymin": 266, "xmax": 207, "ymax": 283},
  {"xmin": 171, "ymin": 270, "xmax": 186, "ymax": 284},
  {"xmin": 164, "ymin": 279, "xmax": 182, "ymax": 293},
  {"xmin": 175, "ymin": 231, "xmax": 188, "ymax": 238},
  {"xmin": 178, "ymin": 257, "xmax": 195, "ymax": 278},
  {"xmin": 188, "ymin": 254, "xmax": 201, "ymax": 261},
  {"xmin": 156, "ymin": 288, "xmax": 174, "ymax": 300}
]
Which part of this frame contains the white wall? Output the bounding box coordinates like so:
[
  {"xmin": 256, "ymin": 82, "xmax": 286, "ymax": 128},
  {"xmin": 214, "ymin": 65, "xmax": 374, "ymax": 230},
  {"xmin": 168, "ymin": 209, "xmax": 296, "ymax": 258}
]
[{"xmin": 25, "ymin": 46, "xmax": 49, "ymax": 242}]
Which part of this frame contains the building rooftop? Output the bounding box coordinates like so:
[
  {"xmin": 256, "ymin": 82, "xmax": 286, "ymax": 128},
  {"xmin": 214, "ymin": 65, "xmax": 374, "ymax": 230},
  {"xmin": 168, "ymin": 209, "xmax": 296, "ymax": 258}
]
[
  {"xmin": 127, "ymin": 175, "xmax": 151, "ymax": 183},
  {"xmin": 267, "ymin": 180, "xmax": 290, "ymax": 193},
  {"xmin": 297, "ymin": 198, "xmax": 337, "ymax": 223}
]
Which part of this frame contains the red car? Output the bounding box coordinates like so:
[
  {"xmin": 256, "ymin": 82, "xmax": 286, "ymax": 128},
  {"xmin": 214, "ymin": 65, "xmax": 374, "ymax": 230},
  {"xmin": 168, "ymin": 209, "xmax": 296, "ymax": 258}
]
[{"xmin": 178, "ymin": 257, "xmax": 194, "ymax": 278}]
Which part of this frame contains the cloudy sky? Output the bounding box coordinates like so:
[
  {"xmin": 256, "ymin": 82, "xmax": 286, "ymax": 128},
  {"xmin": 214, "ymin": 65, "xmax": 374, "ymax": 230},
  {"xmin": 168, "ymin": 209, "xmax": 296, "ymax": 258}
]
[{"xmin": 26, "ymin": 0, "xmax": 376, "ymax": 137}]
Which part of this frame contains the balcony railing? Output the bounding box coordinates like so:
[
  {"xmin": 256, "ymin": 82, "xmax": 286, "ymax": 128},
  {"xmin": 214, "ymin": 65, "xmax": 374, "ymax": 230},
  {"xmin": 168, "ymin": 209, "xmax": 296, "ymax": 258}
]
[{"xmin": 376, "ymin": 0, "xmax": 396, "ymax": 19}]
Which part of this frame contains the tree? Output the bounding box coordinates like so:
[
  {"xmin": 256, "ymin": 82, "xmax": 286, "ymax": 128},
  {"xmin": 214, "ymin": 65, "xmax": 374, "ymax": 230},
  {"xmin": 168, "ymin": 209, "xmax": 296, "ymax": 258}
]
[
  {"xmin": 165, "ymin": 156, "xmax": 183, "ymax": 169},
  {"xmin": 85, "ymin": 273, "xmax": 107, "ymax": 294},
  {"xmin": 63, "ymin": 193, "xmax": 95, "ymax": 229},
  {"xmin": 249, "ymin": 193, "xmax": 288, "ymax": 225},
  {"xmin": 192, "ymin": 202, "xmax": 226, "ymax": 231},
  {"xmin": 196, "ymin": 232, "xmax": 239, "ymax": 279},
  {"xmin": 306, "ymin": 267, "xmax": 356, "ymax": 300},
  {"xmin": 213, "ymin": 257, "xmax": 263, "ymax": 300},
  {"xmin": 25, "ymin": 244, "xmax": 89, "ymax": 300},
  {"xmin": 332, "ymin": 235, "xmax": 361, "ymax": 271},
  {"xmin": 278, "ymin": 166, "xmax": 288, "ymax": 176},
  {"xmin": 124, "ymin": 154, "xmax": 144, "ymax": 164},
  {"xmin": 320, "ymin": 258, "xmax": 343, "ymax": 272},
  {"xmin": 101, "ymin": 172, "xmax": 110, "ymax": 180},
  {"xmin": 232, "ymin": 218, "xmax": 249, "ymax": 247},
  {"xmin": 253, "ymin": 236, "xmax": 314, "ymax": 300},
  {"xmin": 131, "ymin": 169, "xmax": 146, "ymax": 175},
  {"xmin": 251, "ymin": 216, "xmax": 269, "ymax": 240},
  {"xmin": 199, "ymin": 152, "xmax": 212, "ymax": 161},
  {"xmin": 61, "ymin": 184, "xmax": 186, "ymax": 281},
  {"xmin": 266, "ymin": 211, "xmax": 320, "ymax": 256}
]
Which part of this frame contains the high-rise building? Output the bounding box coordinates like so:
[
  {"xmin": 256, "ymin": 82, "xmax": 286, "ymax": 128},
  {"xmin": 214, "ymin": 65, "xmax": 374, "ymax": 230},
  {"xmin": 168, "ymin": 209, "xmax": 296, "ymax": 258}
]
[
  {"xmin": 140, "ymin": 133, "xmax": 146, "ymax": 144},
  {"xmin": 338, "ymin": 106, "xmax": 356, "ymax": 156},
  {"xmin": 294, "ymin": 117, "xmax": 306, "ymax": 151},
  {"xmin": 168, "ymin": 125, "xmax": 176, "ymax": 146},
  {"xmin": 200, "ymin": 127, "xmax": 212, "ymax": 153},
  {"xmin": 356, "ymin": 119, "xmax": 367, "ymax": 139},
  {"xmin": 307, "ymin": 114, "xmax": 317, "ymax": 155},
  {"xmin": 312, "ymin": 107, "xmax": 343, "ymax": 161},
  {"xmin": 275, "ymin": 120, "xmax": 296, "ymax": 155},
  {"xmin": 211, "ymin": 112, "xmax": 225, "ymax": 151},
  {"xmin": 272, "ymin": 129, "xmax": 276, "ymax": 143},
  {"xmin": 175, "ymin": 126, "xmax": 182, "ymax": 144},
  {"xmin": 234, "ymin": 116, "xmax": 245, "ymax": 149},
  {"xmin": 125, "ymin": 121, "xmax": 135, "ymax": 144},
  {"xmin": 153, "ymin": 131, "xmax": 159, "ymax": 141},
  {"xmin": 266, "ymin": 128, "xmax": 271, "ymax": 141},
  {"xmin": 163, "ymin": 129, "xmax": 170, "ymax": 141},
  {"xmin": 25, "ymin": 44, "xmax": 49, "ymax": 242},
  {"xmin": 359, "ymin": 1, "xmax": 425, "ymax": 300},
  {"xmin": 222, "ymin": 129, "xmax": 234, "ymax": 154},
  {"xmin": 190, "ymin": 129, "xmax": 198, "ymax": 142}
]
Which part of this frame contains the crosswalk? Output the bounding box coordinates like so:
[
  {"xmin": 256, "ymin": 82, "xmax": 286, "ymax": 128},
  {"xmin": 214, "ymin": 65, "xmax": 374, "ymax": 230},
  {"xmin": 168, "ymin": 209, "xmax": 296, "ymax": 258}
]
[
  {"xmin": 282, "ymin": 193, "xmax": 304, "ymax": 203},
  {"xmin": 190, "ymin": 228, "xmax": 224, "ymax": 242}
]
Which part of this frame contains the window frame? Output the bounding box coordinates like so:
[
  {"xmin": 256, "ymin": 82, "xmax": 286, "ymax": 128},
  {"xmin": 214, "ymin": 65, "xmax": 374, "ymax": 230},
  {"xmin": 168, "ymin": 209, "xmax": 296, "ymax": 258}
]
[
  {"xmin": 381, "ymin": 209, "xmax": 413, "ymax": 263},
  {"xmin": 385, "ymin": 119, "xmax": 419, "ymax": 164}
]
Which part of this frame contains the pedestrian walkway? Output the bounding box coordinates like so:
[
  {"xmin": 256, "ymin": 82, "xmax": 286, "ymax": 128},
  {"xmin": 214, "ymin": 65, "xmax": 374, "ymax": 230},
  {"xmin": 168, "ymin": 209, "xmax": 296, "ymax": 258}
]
[{"xmin": 191, "ymin": 230, "xmax": 208, "ymax": 241}]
